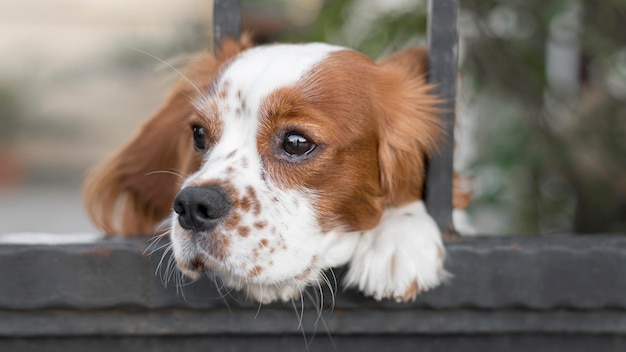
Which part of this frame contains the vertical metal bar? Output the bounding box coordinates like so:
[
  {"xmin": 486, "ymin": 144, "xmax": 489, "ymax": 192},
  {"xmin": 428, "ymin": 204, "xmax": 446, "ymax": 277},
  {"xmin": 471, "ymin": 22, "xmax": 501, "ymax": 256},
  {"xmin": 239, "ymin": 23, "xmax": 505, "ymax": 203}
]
[
  {"xmin": 426, "ymin": 0, "xmax": 458, "ymax": 233},
  {"xmin": 212, "ymin": 0, "xmax": 241, "ymax": 52}
]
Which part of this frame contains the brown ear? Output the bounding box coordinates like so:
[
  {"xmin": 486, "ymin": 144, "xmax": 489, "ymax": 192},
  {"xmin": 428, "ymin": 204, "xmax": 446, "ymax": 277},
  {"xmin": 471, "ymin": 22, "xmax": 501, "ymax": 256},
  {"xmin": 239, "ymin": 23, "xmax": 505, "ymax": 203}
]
[
  {"xmin": 375, "ymin": 47, "xmax": 443, "ymax": 206},
  {"xmin": 83, "ymin": 37, "xmax": 252, "ymax": 236}
]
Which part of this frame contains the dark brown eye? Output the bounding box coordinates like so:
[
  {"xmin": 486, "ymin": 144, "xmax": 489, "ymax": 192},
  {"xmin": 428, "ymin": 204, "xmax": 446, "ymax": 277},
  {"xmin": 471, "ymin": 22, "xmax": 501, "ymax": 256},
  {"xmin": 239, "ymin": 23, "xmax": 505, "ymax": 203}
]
[
  {"xmin": 283, "ymin": 132, "xmax": 315, "ymax": 157},
  {"xmin": 192, "ymin": 125, "xmax": 207, "ymax": 152}
]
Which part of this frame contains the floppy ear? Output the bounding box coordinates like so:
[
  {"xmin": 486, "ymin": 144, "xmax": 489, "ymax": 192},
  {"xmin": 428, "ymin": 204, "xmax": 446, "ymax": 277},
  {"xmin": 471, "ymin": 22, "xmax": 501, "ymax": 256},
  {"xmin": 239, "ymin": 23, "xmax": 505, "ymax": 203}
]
[
  {"xmin": 83, "ymin": 37, "xmax": 252, "ymax": 236},
  {"xmin": 375, "ymin": 47, "xmax": 443, "ymax": 207}
]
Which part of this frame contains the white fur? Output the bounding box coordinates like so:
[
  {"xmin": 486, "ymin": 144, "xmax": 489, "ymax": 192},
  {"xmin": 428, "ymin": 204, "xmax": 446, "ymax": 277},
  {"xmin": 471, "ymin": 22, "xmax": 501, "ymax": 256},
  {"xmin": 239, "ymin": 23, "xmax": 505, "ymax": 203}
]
[
  {"xmin": 195, "ymin": 43, "xmax": 345, "ymax": 117},
  {"xmin": 344, "ymin": 201, "xmax": 447, "ymax": 301}
]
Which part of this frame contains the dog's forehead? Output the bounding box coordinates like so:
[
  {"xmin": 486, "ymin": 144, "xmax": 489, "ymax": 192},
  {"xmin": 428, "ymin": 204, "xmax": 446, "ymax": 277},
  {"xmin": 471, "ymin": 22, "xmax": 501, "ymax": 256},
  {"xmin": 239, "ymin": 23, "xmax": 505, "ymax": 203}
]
[{"xmin": 216, "ymin": 43, "xmax": 346, "ymax": 111}]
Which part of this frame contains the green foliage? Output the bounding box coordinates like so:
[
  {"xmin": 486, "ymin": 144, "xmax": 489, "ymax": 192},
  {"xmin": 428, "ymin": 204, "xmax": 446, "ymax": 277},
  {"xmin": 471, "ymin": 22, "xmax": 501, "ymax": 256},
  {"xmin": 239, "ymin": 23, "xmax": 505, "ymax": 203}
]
[{"xmin": 280, "ymin": 0, "xmax": 428, "ymax": 58}]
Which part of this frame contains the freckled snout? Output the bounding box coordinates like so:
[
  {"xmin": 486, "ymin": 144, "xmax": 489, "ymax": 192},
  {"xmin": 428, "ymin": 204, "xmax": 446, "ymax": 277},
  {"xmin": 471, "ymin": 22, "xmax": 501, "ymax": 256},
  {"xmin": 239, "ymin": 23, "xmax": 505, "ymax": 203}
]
[{"xmin": 173, "ymin": 186, "xmax": 232, "ymax": 232}]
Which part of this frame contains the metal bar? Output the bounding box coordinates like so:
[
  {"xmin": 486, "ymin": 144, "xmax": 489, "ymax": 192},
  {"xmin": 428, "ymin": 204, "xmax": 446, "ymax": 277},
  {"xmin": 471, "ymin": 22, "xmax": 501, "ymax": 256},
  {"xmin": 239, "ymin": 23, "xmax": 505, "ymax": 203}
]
[
  {"xmin": 2, "ymin": 234, "xmax": 626, "ymax": 350},
  {"xmin": 426, "ymin": 0, "xmax": 459, "ymax": 233},
  {"xmin": 212, "ymin": 0, "xmax": 241, "ymax": 52}
]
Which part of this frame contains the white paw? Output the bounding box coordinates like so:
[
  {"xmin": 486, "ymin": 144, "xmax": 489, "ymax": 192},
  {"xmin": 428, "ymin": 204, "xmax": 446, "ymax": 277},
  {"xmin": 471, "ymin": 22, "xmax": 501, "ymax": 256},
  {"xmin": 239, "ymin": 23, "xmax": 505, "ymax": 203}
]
[{"xmin": 344, "ymin": 201, "xmax": 448, "ymax": 302}]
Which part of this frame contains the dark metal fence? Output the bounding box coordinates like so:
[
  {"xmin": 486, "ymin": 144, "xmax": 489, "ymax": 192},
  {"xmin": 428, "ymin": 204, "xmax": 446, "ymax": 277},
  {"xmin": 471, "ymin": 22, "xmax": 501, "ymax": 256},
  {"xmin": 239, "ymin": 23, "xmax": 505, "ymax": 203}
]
[
  {"xmin": 1, "ymin": 235, "xmax": 625, "ymax": 351},
  {"xmin": 425, "ymin": 0, "xmax": 458, "ymax": 233}
]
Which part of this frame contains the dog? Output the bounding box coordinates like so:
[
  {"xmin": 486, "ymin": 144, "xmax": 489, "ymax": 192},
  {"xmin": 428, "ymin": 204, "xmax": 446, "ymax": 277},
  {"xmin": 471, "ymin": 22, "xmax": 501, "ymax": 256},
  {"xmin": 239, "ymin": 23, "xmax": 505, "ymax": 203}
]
[{"xmin": 84, "ymin": 37, "xmax": 448, "ymax": 303}]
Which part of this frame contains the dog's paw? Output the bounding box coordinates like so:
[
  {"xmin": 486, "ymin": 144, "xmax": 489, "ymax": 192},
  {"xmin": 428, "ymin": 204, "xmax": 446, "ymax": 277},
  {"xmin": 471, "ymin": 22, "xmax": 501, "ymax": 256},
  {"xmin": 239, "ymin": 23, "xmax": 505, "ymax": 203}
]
[{"xmin": 344, "ymin": 201, "xmax": 448, "ymax": 302}]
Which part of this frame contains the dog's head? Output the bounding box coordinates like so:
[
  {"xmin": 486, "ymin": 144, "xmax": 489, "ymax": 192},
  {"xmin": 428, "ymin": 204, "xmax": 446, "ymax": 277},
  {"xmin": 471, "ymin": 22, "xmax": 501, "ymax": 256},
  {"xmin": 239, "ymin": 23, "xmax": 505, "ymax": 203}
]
[{"xmin": 84, "ymin": 40, "xmax": 442, "ymax": 302}]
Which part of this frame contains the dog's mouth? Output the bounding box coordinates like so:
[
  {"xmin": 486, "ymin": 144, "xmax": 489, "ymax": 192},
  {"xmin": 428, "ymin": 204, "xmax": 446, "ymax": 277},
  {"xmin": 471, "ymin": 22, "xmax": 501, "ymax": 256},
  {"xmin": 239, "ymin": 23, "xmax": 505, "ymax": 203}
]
[
  {"xmin": 189, "ymin": 256, "xmax": 205, "ymax": 272},
  {"xmin": 174, "ymin": 254, "xmax": 211, "ymax": 280}
]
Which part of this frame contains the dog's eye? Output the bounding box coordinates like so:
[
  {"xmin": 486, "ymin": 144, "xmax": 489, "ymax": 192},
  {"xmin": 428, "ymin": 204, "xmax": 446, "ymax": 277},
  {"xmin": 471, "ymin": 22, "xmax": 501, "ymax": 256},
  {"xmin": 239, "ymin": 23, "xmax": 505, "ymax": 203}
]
[
  {"xmin": 192, "ymin": 125, "xmax": 207, "ymax": 152},
  {"xmin": 283, "ymin": 132, "xmax": 315, "ymax": 157}
]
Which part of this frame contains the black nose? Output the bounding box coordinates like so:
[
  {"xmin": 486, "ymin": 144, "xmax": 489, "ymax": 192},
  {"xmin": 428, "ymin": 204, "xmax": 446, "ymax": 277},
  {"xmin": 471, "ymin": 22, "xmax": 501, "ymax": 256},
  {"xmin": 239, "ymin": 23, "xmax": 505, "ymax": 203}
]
[{"xmin": 173, "ymin": 186, "xmax": 232, "ymax": 232}]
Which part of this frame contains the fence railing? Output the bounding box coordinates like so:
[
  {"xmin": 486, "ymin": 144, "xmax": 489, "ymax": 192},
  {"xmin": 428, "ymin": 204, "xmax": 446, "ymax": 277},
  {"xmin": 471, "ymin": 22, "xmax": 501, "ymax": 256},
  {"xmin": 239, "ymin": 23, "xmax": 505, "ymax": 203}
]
[
  {"xmin": 1, "ymin": 235, "xmax": 625, "ymax": 351},
  {"xmin": 425, "ymin": 0, "xmax": 458, "ymax": 233}
]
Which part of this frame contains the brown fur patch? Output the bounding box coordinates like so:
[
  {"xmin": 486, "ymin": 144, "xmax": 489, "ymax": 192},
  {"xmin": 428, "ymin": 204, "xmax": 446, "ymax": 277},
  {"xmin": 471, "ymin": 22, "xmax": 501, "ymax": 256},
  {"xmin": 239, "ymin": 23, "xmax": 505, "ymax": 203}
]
[
  {"xmin": 245, "ymin": 186, "xmax": 262, "ymax": 216},
  {"xmin": 249, "ymin": 265, "xmax": 263, "ymax": 278},
  {"xmin": 223, "ymin": 211, "xmax": 242, "ymax": 232},
  {"xmin": 254, "ymin": 221, "xmax": 268, "ymax": 229},
  {"xmin": 253, "ymin": 203, "xmax": 261, "ymax": 216},
  {"xmin": 201, "ymin": 232, "xmax": 230, "ymax": 261},
  {"xmin": 240, "ymin": 196, "xmax": 252, "ymax": 212},
  {"xmin": 237, "ymin": 226, "xmax": 250, "ymax": 238}
]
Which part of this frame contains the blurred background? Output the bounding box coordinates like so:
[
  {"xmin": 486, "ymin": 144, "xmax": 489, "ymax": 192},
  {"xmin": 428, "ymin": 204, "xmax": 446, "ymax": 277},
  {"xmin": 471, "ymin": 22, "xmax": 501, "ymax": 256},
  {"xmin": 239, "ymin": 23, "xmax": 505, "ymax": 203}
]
[{"xmin": 0, "ymin": 0, "xmax": 624, "ymax": 235}]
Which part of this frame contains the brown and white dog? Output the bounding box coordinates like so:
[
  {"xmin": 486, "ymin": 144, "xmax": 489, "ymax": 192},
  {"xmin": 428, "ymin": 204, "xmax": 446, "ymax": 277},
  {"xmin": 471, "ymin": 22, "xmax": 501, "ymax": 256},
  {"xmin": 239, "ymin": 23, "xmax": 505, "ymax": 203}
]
[{"xmin": 84, "ymin": 38, "xmax": 448, "ymax": 303}]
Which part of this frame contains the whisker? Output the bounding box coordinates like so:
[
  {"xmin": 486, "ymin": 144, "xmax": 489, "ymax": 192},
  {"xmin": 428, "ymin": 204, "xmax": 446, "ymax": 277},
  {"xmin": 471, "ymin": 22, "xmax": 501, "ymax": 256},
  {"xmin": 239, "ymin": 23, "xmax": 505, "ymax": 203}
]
[
  {"xmin": 313, "ymin": 279, "xmax": 325, "ymax": 326},
  {"xmin": 164, "ymin": 252, "xmax": 178, "ymax": 286},
  {"xmin": 155, "ymin": 245, "xmax": 173, "ymax": 282},
  {"xmin": 303, "ymin": 289, "xmax": 320, "ymax": 348},
  {"xmin": 303, "ymin": 287, "xmax": 337, "ymax": 352},
  {"xmin": 218, "ymin": 277, "xmax": 240, "ymax": 303},
  {"xmin": 253, "ymin": 293, "xmax": 263, "ymax": 320},
  {"xmin": 145, "ymin": 237, "xmax": 171, "ymax": 257},
  {"xmin": 321, "ymin": 271, "xmax": 337, "ymax": 313},
  {"xmin": 326, "ymin": 269, "xmax": 338, "ymax": 312},
  {"xmin": 291, "ymin": 298, "xmax": 310, "ymax": 352},
  {"xmin": 145, "ymin": 170, "xmax": 187, "ymax": 179},
  {"xmin": 172, "ymin": 266, "xmax": 184, "ymax": 298},
  {"xmin": 213, "ymin": 275, "xmax": 234, "ymax": 313},
  {"xmin": 124, "ymin": 46, "xmax": 204, "ymax": 98},
  {"xmin": 206, "ymin": 272, "xmax": 232, "ymax": 302},
  {"xmin": 153, "ymin": 216, "xmax": 174, "ymax": 236},
  {"xmin": 146, "ymin": 221, "xmax": 174, "ymax": 258},
  {"xmin": 296, "ymin": 280, "xmax": 305, "ymax": 330}
]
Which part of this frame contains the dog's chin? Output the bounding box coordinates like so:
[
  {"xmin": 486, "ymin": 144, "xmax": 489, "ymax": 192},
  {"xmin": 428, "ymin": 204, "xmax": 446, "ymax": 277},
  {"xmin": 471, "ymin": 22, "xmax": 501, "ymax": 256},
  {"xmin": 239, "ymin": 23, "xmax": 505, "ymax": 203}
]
[
  {"xmin": 226, "ymin": 269, "xmax": 322, "ymax": 304},
  {"xmin": 173, "ymin": 248, "xmax": 322, "ymax": 303},
  {"xmin": 180, "ymin": 262, "xmax": 321, "ymax": 303}
]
